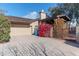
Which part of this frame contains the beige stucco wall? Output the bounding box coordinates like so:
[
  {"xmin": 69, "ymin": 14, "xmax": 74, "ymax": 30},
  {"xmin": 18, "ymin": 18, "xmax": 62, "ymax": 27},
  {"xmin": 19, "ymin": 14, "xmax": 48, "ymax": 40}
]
[
  {"xmin": 30, "ymin": 21, "xmax": 38, "ymax": 34},
  {"xmin": 40, "ymin": 12, "xmax": 46, "ymax": 20},
  {"xmin": 10, "ymin": 27, "xmax": 32, "ymax": 37}
]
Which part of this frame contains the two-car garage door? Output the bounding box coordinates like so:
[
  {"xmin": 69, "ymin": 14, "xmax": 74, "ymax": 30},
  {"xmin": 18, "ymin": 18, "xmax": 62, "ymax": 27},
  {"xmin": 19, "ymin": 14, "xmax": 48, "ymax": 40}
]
[{"xmin": 10, "ymin": 27, "xmax": 32, "ymax": 37}]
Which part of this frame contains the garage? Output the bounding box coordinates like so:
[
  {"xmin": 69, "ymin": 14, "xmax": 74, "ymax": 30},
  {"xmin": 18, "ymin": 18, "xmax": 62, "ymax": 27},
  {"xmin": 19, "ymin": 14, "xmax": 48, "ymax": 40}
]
[
  {"xmin": 6, "ymin": 16, "xmax": 34, "ymax": 37},
  {"xmin": 10, "ymin": 27, "xmax": 32, "ymax": 36}
]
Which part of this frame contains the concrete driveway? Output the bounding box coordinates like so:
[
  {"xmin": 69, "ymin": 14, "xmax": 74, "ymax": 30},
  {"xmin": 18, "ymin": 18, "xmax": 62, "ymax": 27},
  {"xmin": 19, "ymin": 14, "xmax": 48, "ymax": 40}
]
[{"xmin": 0, "ymin": 35, "xmax": 79, "ymax": 56}]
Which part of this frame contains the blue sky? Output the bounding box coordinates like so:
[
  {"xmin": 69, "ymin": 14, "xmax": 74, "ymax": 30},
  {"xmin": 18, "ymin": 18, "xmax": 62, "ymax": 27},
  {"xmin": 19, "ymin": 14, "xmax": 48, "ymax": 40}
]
[{"xmin": 0, "ymin": 3, "xmax": 57, "ymax": 19}]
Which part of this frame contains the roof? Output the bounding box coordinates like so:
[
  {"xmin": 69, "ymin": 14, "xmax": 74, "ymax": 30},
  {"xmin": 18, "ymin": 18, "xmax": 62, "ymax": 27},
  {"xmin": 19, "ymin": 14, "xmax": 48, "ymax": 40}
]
[
  {"xmin": 56, "ymin": 15, "xmax": 70, "ymax": 21},
  {"xmin": 6, "ymin": 16, "xmax": 36, "ymax": 25},
  {"xmin": 39, "ymin": 17, "xmax": 54, "ymax": 24},
  {"xmin": 38, "ymin": 15, "xmax": 70, "ymax": 24}
]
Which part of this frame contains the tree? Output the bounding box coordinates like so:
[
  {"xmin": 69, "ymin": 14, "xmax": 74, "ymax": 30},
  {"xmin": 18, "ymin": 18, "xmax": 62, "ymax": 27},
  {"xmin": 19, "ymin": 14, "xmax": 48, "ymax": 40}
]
[
  {"xmin": 59, "ymin": 3, "xmax": 79, "ymax": 19},
  {"xmin": 49, "ymin": 3, "xmax": 79, "ymax": 24},
  {"xmin": 0, "ymin": 11, "xmax": 11, "ymax": 42},
  {"xmin": 49, "ymin": 6, "xmax": 64, "ymax": 19}
]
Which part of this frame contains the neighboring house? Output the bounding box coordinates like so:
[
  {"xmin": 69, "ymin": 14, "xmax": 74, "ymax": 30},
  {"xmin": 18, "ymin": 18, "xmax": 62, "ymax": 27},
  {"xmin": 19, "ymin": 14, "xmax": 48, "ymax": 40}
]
[
  {"xmin": 76, "ymin": 26, "xmax": 79, "ymax": 42},
  {"xmin": 6, "ymin": 16, "xmax": 35, "ymax": 37},
  {"xmin": 69, "ymin": 19, "xmax": 76, "ymax": 34}
]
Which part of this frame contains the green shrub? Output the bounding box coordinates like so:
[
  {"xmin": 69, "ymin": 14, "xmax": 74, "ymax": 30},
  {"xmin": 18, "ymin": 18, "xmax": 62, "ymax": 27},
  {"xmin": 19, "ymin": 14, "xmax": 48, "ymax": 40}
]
[{"xmin": 0, "ymin": 14, "xmax": 11, "ymax": 42}]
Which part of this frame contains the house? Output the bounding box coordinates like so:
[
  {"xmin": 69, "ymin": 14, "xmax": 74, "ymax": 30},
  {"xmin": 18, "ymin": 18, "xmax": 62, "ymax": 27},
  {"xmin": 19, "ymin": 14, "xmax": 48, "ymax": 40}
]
[
  {"xmin": 31, "ymin": 10, "xmax": 54, "ymax": 37},
  {"xmin": 30, "ymin": 10, "xmax": 71, "ymax": 39},
  {"xmin": 5, "ymin": 10, "xmax": 73, "ymax": 40},
  {"xmin": 5, "ymin": 10, "xmax": 48, "ymax": 37},
  {"xmin": 6, "ymin": 16, "xmax": 35, "ymax": 37},
  {"xmin": 76, "ymin": 26, "xmax": 79, "ymax": 42}
]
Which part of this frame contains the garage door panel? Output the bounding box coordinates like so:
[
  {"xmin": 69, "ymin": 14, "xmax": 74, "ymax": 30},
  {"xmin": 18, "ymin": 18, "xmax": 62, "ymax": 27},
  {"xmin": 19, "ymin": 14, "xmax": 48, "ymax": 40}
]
[{"xmin": 10, "ymin": 27, "xmax": 32, "ymax": 36}]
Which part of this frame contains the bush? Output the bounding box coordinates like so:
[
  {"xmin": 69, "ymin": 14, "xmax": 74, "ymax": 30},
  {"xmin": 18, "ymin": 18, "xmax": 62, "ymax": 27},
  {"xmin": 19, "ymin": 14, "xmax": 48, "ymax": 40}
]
[{"xmin": 0, "ymin": 14, "xmax": 11, "ymax": 42}]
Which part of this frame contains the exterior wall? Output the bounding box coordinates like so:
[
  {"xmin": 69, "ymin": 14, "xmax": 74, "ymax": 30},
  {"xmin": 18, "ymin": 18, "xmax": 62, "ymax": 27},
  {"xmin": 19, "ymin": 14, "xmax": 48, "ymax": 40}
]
[
  {"xmin": 30, "ymin": 21, "xmax": 38, "ymax": 34},
  {"xmin": 76, "ymin": 26, "xmax": 79, "ymax": 42},
  {"xmin": 10, "ymin": 27, "xmax": 32, "ymax": 37},
  {"xmin": 40, "ymin": 12, "xmax": 46, "ymax": 20},
  {"xmin": 38, "ymin": 22, "xmax": 53, "ymax": 37},
  {"xmin": 11, "ymin": 24, "xmax": 30, "ymax": 28}
]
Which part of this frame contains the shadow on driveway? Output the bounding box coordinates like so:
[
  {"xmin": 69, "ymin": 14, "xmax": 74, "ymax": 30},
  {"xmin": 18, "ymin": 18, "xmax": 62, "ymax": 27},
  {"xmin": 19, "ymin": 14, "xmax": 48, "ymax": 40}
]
[{"xmin": 64, "ymin": 39, "xmax": 79, "ymax": 48}]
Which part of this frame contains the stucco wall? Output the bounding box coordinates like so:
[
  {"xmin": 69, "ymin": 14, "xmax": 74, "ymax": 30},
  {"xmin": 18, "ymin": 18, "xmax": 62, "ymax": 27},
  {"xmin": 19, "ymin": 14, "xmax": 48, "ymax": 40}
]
[
  {"xmin": 40, "ymin": 12, "xmax": 46, "ymax": 20},
  {"xmin": 30, "ymin": 21, "xmax": 38, "ymax": 34},
  {"xmin": 10, "ymin": 27, "xmax": 32, "ymax": 37}
]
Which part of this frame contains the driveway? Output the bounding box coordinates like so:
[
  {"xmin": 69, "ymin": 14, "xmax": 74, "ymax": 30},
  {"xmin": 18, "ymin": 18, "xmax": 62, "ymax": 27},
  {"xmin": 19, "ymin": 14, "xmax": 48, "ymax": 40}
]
[{"xmin": 0, "ymin": 35, "xmax": 79, "ymax": 56}]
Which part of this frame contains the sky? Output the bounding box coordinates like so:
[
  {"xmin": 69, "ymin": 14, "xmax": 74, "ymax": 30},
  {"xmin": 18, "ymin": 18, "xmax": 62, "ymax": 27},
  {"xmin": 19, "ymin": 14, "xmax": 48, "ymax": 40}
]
[{"xmin": 0, "ymin": 3, "xmax": 57, "ymax": 19}]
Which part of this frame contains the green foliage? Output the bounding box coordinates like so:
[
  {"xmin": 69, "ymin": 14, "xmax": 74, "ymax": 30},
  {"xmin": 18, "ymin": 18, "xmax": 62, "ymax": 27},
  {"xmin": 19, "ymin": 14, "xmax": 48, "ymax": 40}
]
[
  {"xmin": 0, "ymin": 14, "xmax": 11, "ymax": 42},
  {"xmin": 49, "ymin": 6, "xmax": 64, "ymax": 18},
  {"xmin": 49, "ymin": 3, "xmax": 79, "ymax": 24}
]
